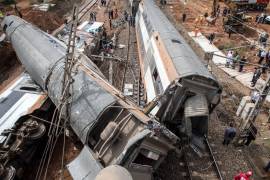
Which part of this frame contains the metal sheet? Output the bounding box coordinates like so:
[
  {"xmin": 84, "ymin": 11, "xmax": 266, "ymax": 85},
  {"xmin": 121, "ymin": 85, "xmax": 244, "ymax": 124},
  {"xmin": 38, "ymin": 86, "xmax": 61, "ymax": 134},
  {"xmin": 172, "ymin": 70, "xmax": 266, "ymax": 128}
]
[
  {"xmin": 184, "ymin": 95, "xmax": 209, "ymax": 117},
  {"xmin": 2, "ymin": 16, "xmax": 116, "ymax": 143},
  {"xmin": 0, "ymin": 91, "xmax": 25, "ymax": 119},
  {"xmin": 67, "ymin": 146, "xmax": 103, "ymax": 180}
]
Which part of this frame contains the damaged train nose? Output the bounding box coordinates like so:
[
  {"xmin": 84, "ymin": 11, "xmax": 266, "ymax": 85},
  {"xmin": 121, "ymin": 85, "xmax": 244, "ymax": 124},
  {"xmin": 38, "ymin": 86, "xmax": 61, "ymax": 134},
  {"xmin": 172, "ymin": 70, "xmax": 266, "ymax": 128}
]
[
  {"xmin": 184, "ymin": 94, "xmax": 209, "ymax": 138},
  {"xmin": 183, "ymin": 94, "xmax": 209, "ymax": 149}
]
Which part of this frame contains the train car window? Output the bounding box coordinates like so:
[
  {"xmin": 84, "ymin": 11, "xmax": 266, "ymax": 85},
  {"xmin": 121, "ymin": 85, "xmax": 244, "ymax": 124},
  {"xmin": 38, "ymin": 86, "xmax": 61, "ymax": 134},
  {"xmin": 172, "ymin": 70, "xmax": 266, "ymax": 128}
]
[
  {"xmin": 9, "ymin": 21, "xmax": 14, "ymax": 27},
  {"xmin": 171, "ymin": 39, "xmax": 181, "ymax": 44},
  {"xmin": 152, "ymin": 68, "xmax": 163, "ymax": 94},
  {"xmin": 153, "ymin": 68, "xmax": 158, "ymax": 81},
  {"xmin": 20, "ymin": 86, "xmax": 38, "ymax": 92},
  {"xmin": 3, "ymin": 24, "xmax": 7, "ymax": 32}
]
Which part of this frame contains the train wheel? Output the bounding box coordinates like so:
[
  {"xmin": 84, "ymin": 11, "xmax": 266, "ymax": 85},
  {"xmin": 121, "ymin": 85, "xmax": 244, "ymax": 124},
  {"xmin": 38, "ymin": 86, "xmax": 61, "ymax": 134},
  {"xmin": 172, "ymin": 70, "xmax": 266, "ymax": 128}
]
[{"xmin": 22, "ymin": 119, "xmax": 46, "ymax": 141}]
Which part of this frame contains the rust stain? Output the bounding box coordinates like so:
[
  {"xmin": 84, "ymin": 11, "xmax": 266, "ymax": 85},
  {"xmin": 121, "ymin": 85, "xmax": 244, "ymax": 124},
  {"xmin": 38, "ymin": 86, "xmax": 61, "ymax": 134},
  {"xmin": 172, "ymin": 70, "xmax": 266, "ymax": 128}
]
[
  {"xmin": 27, "ymin": 95, "xmax": 48, "ymax": 114},
  {"xmin": 153, "ymin": 32, "xmax": 178, "ymax": 82}
]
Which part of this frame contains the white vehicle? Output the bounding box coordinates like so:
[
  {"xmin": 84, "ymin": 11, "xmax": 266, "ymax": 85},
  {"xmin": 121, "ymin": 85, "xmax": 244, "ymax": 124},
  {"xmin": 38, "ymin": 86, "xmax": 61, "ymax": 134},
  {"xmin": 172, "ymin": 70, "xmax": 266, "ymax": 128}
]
[{"xmin": 59, "ymin": 21, "xmax": 104, "ymax": 52}]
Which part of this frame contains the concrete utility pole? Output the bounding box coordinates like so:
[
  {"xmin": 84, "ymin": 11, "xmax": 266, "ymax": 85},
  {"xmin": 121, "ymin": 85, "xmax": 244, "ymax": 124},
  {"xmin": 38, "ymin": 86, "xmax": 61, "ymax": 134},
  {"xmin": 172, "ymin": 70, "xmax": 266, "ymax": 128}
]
[{"xmin": 236, "ymin": 75, "xmax": 270, "ymax": 145}]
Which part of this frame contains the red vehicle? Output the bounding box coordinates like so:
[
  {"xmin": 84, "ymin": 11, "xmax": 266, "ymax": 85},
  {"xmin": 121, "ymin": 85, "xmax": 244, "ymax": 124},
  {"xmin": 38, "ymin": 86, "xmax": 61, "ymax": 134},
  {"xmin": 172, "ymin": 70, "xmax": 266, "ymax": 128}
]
[{"xmin": 225, "ymin": 0, "xmax": 270, "ymax": 10}]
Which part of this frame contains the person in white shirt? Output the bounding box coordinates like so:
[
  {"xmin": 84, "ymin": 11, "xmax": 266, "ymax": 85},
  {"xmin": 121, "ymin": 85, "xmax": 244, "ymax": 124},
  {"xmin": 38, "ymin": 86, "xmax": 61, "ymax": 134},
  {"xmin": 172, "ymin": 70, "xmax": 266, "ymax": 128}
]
[{"xmin": 226, "ymin": 51, "xmax": 233, "ymax": 67}]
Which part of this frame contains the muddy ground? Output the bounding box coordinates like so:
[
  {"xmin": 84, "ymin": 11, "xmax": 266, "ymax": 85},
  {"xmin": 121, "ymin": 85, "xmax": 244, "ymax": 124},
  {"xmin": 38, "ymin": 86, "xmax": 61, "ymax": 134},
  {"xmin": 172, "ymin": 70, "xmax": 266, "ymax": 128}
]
[{"xmin": 167, "ymin": 0, "xmax": 270, "ymax": 79}]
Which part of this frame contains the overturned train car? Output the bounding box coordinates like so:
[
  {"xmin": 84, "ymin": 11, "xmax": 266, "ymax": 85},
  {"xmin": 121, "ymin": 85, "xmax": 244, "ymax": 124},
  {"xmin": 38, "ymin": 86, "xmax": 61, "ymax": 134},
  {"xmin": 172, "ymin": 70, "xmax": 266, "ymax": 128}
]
[
  {"xmin": 135, "ymin": 0, "xmax": 222, "ymax": 144},
  {"xmin": 1, "ymin": 16, "xmax": 179, "ymax": 180}
]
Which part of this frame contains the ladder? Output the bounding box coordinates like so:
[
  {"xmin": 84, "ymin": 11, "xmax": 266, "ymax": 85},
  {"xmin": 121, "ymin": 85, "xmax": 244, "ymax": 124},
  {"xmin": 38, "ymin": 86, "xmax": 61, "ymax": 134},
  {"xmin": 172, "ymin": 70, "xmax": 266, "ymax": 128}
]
[
  {"xmin": 62, "ymin": 6, "xmax": 79, "ymax": 94},
  {"xmin": 60, "ymin": 5, "xmax": 79, "ymax": 119}
]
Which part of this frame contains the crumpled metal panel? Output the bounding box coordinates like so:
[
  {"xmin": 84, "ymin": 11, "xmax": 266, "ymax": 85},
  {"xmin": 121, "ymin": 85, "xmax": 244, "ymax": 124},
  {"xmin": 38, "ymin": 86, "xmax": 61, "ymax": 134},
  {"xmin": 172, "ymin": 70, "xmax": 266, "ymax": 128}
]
[
  {"xmin": 2, "ymin": 15, "xmax": 116, "ymax": 143},
  {"xmin": 47, "ymin": 60, "xmax": 116, "ymax": 142},
  {"xmin": 184, "ymin": 94, "xmax": 209, "ymax": 117},
  {"xmin": 67, "ymin": 146, "xmax": 103, "ymax": 180}
]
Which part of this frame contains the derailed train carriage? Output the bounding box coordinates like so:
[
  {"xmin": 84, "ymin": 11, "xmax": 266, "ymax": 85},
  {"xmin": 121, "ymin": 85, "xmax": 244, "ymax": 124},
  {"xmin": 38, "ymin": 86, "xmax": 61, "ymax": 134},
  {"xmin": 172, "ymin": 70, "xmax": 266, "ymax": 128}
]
[
  {"xmin": 135, "ymin": 0, "xmax": 222, "ymax": 144},
  {"xmin": 1, "ymin": 15, "xmax": 179, "ymax": 180}
]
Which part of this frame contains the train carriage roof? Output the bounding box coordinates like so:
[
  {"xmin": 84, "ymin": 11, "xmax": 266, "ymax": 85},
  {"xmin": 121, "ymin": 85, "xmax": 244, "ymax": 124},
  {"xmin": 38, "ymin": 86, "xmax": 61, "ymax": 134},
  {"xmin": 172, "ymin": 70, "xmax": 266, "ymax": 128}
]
[{"xmin": 141, "ymin": 0, "xmax": 217, "ymax": 82}]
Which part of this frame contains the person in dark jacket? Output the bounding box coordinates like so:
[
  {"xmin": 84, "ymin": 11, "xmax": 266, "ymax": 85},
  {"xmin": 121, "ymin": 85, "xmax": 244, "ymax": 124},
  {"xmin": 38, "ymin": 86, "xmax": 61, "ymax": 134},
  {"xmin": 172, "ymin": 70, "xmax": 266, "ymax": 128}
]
[
  {"xmin": 264, "ymin": 161, "xmax": 270, "ymax": 172},
  {"xmin": 223, "ymin": 123, "xmax": 236, "ymax": 145},
  {"xmin": 182, "ymin": 13, "xmax": 187, "ymax": 22},
  {"xmin": 239, "ymin": 56, "xmax": 247, "ymax": 72},
  {"xmin": 245, "ymin": 125, "xmax": 257, "ymax": 146},
  {"xmin": 209, "ymin": 33, "xmax": 215, "ymax": 44},
  {"xmin": 251, "ymin": 67, "xmax": 262, "ymax": 87}
]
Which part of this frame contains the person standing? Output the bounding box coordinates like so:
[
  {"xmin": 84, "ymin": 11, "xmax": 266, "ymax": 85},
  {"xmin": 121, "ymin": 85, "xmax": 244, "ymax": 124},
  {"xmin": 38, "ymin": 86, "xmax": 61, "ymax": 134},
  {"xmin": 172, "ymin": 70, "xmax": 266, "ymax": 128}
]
[
  {"xmin": 209, "ymin": 32, "xmax": 215, "ymax": 44},
  {"xmin": 90, "ymin": 12, "xmax": 94, "ymax": 21},
  {"xmin": 258, "ymin": 49, "xmax": 266, "ymax": 64},
  {"xmin": 182, "ymin": 13, "xmax": 187, "ymax": 22},
  {"xmin": 226, "ymin": 51, "xmax": 233, "ymax": 68},
  {"xmin": 127, "ymin": 14, "xmax": 132, "ymax": 26},
  {"xmin": 111, "ymin": 9, "xmax": 114, "ymax": 19},
  {"xmin": 223, "ymin": 7, "xmax": 228, "ymax": 17},
  {"xmin": 109, "ymin": 19, "xmax": 112, "ymax": 29},
  {"xmin": 245, "ymin": 125, "xmax": 257, "ymax": 146},
  {"xmin": 92, "ymin": 12, "xmax": 97, "ymax": 21},
  {"xmin": 251, "ymin": 90, "xmax": 260, "ymax": 103},
  {"xmin": 223, "ymin": 123, "xmax": 236, "ymax": 146},
  {"xmin": 266, "ymin": 50, "xmax": 270, "ymax": 66},
  {"xmin": 251, "ymin": 67, "xmax": 262, "ymax": 87},
  {"xmin": 264, "ymin": 161, "xmax": 270, "ymax": 172},
  {"xmin": 228, "ymin": 30, "xmax": 232, "ymax": 38},
  {"xmin": 160, "ymin": 0, "xmax": 167, "ymax": 5},
  {"xmin": 114, "ymin": 8, "xmax": 118, "ymax": 18},
  {"xmin": 262, "ymin": 63, "xmax": 268, "ymax": 74},
  {"xmin": 232, "ymin": 51, "xmax": 240, "ymax": 69},
  {"xmin": 239, "ymin": 56, "xmax": 247, "ymax": 72},
  {"xmin": 108, "ymin": 10, "xmax": 111, "ymax": 19},
  {"xmin": 124, "ymin": 11, "xmax": 128, "ymax": 21}
]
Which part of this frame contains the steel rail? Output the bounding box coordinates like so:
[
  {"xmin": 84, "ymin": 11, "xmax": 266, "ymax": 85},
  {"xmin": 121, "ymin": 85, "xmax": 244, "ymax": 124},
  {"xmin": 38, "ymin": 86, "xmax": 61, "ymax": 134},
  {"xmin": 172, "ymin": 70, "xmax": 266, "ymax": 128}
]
[
  {"xmin": 183, "ymin": 151, "xmax": 193, "ymax": 180},
  {"xmin": 204, "ymin": 135, "xmax": 223, "ymax": 180},
  {"xmin": 121, "ymin": 21, "xmax": 131, "ymax": 92}
]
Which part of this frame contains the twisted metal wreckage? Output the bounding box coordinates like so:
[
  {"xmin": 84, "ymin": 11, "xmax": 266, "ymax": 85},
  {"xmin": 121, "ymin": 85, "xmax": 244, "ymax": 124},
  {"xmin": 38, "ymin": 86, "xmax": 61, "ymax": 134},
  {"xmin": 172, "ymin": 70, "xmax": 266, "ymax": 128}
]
[
  {"xmin": 0, "ymin": 0, "xmax": 223, "ymax": 179},
  {"xmin": 0, "ymin": 15, "xmax": 180, "ymax": 179}
]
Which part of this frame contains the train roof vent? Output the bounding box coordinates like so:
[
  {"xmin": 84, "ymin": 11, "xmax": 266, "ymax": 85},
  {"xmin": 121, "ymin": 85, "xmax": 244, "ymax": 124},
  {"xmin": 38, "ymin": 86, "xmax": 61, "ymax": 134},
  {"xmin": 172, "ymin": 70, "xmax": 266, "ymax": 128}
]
[{"xmin": 171, "ymin": 39, "xmax": 181, "ymax": 44}]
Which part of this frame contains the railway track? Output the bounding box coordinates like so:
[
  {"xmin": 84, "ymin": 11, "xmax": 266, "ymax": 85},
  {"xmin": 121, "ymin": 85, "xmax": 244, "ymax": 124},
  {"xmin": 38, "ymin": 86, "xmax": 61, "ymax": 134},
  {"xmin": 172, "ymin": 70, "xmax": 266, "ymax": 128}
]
[
  {"xmin": 120, "ymin": 12, "xmax": 145, "ymax": 107},
  {"xmin": 182, "ymin": 137, "xmax": 223, "ymax": 180}
]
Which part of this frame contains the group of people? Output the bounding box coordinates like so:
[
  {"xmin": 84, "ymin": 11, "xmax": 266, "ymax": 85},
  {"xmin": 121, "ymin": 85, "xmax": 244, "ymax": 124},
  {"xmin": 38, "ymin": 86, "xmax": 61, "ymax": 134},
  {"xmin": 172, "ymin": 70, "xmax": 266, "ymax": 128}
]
[
  {"xmin": 256, "ymin": 13, "xmax": 268, "ymax": 24},
  {"xmin": 100, "ymin": 0, "xmax": 107, "ymax": 6},
  {"xmin": 89, "ymin": 12, "xmax": 97, "ymax": 21},
  {"xmin": 124, "ymin": 11, "xmax": 135, "ymax": 27},
  {"xmin": 224, "ymin": 48, "xmax": 270, "ymax": 87},
  {"xmin": 223, "ymin": 123, "xmax": 256, "ymax": 179},
  {"xmin": 223, "ymin": 123, "xmax": 257, "ymax": 147},
  {"xmin": 226, "ymin": 50, "xmax": 247, "ymax": 72},
  {"xmin": 250, "ymin": 48, "xmax": 270, "ymax": 86},
  {"xmin": 108, "ymin": 9, "xmax": 118, "ymax": 20},
  {"xmin": 223, "ymin": 122, "xmax": 270, "ymax": 178}
]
